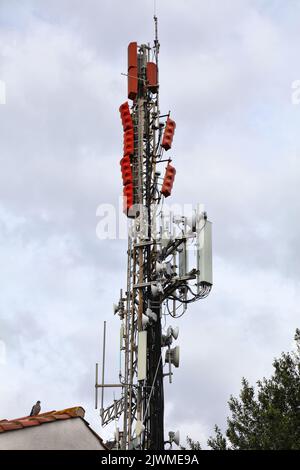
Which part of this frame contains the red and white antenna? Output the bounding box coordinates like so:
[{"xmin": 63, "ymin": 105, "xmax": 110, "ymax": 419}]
[{"xmin": 95, "ymin": 16, "xmax": 213, "ymax": 450}]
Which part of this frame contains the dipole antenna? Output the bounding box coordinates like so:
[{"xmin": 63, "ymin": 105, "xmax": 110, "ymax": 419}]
[
  {"xmin": 154, "ymin": 13, "xmax": 160, "ymax": 58},
  {"xmin": 95, "ymin": 19, "xmax": 213, "ymax": 450}
]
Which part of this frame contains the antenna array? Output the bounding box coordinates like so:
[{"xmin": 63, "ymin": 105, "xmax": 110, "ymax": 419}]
[{"xmin": 95, "ymin": 19, "xmax": 213, "ymax": 450}]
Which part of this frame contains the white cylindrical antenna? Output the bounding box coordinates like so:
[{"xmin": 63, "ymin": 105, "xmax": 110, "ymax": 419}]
[
  {"xmin": 100, "ymin": 320, "xmax": 107, "ymax": 424},
  {"xmin": 95, "ymin": 363, "xmax": 98, "ymax": 409},
  {"xmin": 168, "ymin": 346, "xmax": 172, "ymax": 384}
]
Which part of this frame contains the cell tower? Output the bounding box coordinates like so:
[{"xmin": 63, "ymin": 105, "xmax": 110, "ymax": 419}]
[{"xmin": 95, "ymin": 18, "xmax": 213, "ymax": 450}]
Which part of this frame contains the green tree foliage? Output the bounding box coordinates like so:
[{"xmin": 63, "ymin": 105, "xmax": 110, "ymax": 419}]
[
  {"xmin": 208, "ymin": 329, "xmax": 300, "ymax": 450},
  {"xmin": 181, "ymin": 436, "xmax": 202, "ymax": 450}
]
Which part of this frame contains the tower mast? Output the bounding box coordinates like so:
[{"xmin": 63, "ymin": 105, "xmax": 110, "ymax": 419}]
[{"xmin": 96, "ymin": 19, "xmax": 213, "ymax": 450}]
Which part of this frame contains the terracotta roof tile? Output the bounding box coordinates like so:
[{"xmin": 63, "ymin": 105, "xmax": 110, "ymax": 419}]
[
  {"xmin": 52, "ymin": 413, "xmax": 71, "ymax": 420},
  {"xmin": 34, "ymin": 416, "xmax": 56, "ymax": 424},
  {"xmin": 0, "ymin": 406, "xmax": 86, "ymax": 434},
  {"xmin": 0, "ymin": 422, "xmax": 23, "ymax": 432},
  {"xmin": 15, "ymin": 419, "xmax": 40, "ymax": 428}
]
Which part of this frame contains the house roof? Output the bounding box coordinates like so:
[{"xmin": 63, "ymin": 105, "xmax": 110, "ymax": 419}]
[
  {"xmin": 0, "ymin": 406, "xmax": 108, "ymax": 450},
  {"xmin": 0, "ymin": 406, "xmax": 105, "ymax": 444},
  {"xmin": 0, "ymin": 406, "xmax": 86, "ymax": 433}
]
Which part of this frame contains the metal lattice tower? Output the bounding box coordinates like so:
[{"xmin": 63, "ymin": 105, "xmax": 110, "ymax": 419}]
[{"xmin": 95, "ymin": 18, "xmax": 213, "ymax": 450}]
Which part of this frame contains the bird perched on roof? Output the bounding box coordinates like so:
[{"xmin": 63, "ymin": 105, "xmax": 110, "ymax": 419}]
[{"xmin": 30, "ymin": 401, "xmax": 41, "ymax": 416}]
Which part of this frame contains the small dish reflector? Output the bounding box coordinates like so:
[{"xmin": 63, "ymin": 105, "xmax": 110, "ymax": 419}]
[{"xmin": 165, "ymin": 345, "xmax": 180, "ymax": 368}]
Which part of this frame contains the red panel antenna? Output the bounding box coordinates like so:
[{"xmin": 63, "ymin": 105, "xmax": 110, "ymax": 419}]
[
  {"xmin": 162, "ymin": 117, "xmax": 176, "ymax": 151},
  {"xmin": 120, "ymin": 156, "xmax": 133, "ymax": 186},
  {"xmin": 128, "ymin": 42, "xmax": 137, "ymax": 69},
  {"xmin": 119, "ymin": 102, "xmax": 133, "ymax": 132},
  {"xmin": 123, "ymin": 129, "xmax": 134, "ymax": 156},
  {"xmin": 147, "ymin": 62, "xmax": 158, "ymax": 93},
  {"xmin": 161, "ymin": 163, "xmax": 176, "ymax": 198},
  {"xmin": 128, "ymin": 42, "xmax": 138, "ymax": 100},
  {"xmin": 123, "ymin": 183, "xmax": 134, "ymax": 214}
]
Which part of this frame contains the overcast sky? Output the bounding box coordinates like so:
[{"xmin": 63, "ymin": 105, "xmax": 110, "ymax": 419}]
[{"xmin": 1, "ymin": 0, "xmax": 300, "ymax": 447}]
